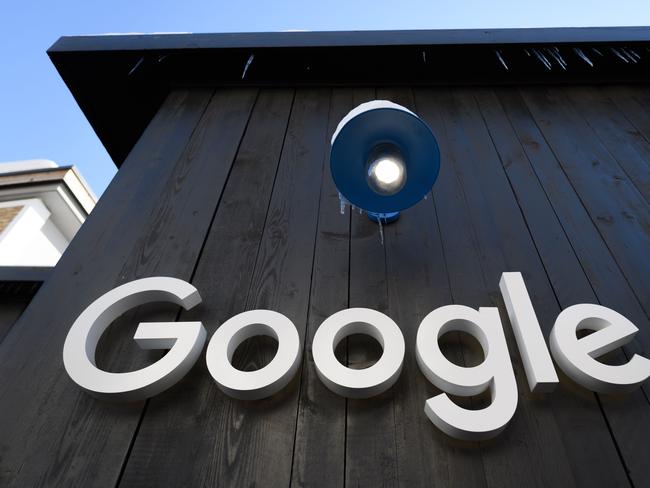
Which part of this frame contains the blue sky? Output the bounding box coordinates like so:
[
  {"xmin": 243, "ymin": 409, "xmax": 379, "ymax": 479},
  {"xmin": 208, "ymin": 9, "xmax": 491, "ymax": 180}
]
[{"xmin": 2, "ymin": 1, "xmax": 650, "ymax": 195}]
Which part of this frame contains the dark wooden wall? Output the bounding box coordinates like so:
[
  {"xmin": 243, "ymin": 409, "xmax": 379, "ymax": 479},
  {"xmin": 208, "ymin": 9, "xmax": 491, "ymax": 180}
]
[
  {"xmin": 0, "ymin": 286, "xmax": 38, "ymax": 343},
  {"xmin": 0, "ymin": 84, "xmax": 649, "ymax": 488}
]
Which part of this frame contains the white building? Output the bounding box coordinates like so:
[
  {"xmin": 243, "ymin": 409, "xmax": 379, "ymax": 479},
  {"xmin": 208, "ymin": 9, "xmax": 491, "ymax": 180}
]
[{"xmin": 0, "ymin": 160, "xmax": 96, "ymax": 267}]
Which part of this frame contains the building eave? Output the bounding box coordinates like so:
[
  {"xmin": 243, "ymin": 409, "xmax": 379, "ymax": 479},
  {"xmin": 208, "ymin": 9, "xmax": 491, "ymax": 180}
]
[{"xmin": 47, "ymin": 26, "xmax": 650, "ymax": 168}]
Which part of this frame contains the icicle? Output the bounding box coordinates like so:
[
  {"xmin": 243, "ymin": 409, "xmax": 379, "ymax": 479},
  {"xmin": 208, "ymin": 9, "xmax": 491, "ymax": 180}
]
[
  {"xmin": 378, "ymin": 218, "xmax": 384, "ymax": 246},
  {"xmin": 592, "ymin": 48, "xmax": 604, "ymax": 57},
  {"xmin": 610, "ymin": 47, "xmax": 629, "ymax": 63},
  {"xmin": 620, "ymin": 48, "xmax": 638, "ymax": 63},
  {"xmin": 532, "ymin": 49, "xmax": 552, "ymax": 70},
  {"xmin": 422, "ymin": 50, "xmax": 427, "ymax": 63},
  {"xmin": 547, "ymin": 47, "xmax": 567, "ymax": 70},
  {"xmin": 546, "ymin": 49, "xmax": 566, "ymax": 70},
  {"xmin": 573, "ymin": 47, "xmax": 594, "ymax": 67},
  {"xmin": 128, "ymin": 57, "xmax": 144, "ymax": 76},
  {"xmin": 495, "ymin": 49, "xmax": 509, "ymax": 70},
  {"xmin": 241, "ymin": 54, "xmax": 255, "ymax": 79},
  {"xmin": 338, "ymin": 192, "xmax": 349, "ymax": 215},
  {"xmin": 628, "ymin": 48, "xmax": 641, "ymax": 60}
]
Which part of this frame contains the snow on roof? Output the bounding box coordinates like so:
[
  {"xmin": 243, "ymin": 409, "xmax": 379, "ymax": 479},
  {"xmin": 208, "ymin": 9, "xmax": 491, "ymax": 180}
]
[{"xmin": 0, "ymin": 160, "xmax": 58, "ymax": 175}]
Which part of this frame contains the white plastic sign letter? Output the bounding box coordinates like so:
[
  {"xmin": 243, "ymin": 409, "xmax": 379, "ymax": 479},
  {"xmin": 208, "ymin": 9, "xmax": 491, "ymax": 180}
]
[
  {"xmin": 312, "ymin": 308, "xmax": 405, "ymax": 398},
  {"xmin": 63, "ymin": 277, "xmax": 206, "ymax": 401},
  {"xmin": 416, "ymin": 305, "xmax": 518, "ymax": 441},
  {"xmin": 206, "ymin": 310, "xmax": 301, "ymax": 400},
  {"xmin": 499, "ymin": 272, "xmax": 558, "ymax": 392},
  {"xmin": 550, "ymin": 304, "xmax": 650, "ymax": 393}
]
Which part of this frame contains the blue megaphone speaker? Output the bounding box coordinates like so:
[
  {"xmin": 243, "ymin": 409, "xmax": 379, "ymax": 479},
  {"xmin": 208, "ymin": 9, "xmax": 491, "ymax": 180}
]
[{"xmin": 330, "ymin": 100, "xmax": 440, "ymax": 223}]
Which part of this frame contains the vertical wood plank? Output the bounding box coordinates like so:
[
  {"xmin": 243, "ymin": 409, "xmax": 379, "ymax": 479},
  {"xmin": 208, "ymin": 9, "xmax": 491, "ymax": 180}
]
[
  {"xmin": 214, "ymin": 88, "xmax": 330, "ymax": 487},
  {"xmin": 0, "ymin": 89, "xmax": 213, "ymax": 487},
  {"xmin": 117, "ymin": 88, "xmax": 295, "ymax": 487},
  {"xmin": 496, "ymin": 89, "xmax": 650, "ymax": 325},
  {"xmin": 344, "ymin": 88, "xmax": 404, "ymax": 488},
  {"xmin": 520, "ymin": 87, "xmax": 650, "ymax": 312},
  {"xmin": 380, "ymin": 87, "xmax": 488, "ymax": 488},
  {"xmin": 122, "ymin": 88, "xmax": 331, "ymax": 487},
  {"xmin": 0, "ymin": 87, "xmax": 261, "ymax": 487},
  {"xmin": 563, "ymin": 86, "xmax": 650, "ymax": 203},
  {"xmin": 415, "ymin": 87, "xmax": 631, "ymax": 488},
  {"xmin": 290, "ymin": 88, "xmax": 351, "ymax": 488},
  {"xmin": 417, "ymin": 86, "xmax": 570, "ymax": 488},
  {"xmin": 488, "ymin": 87, "xmax": 650, "ymax": 486},
  {"xmin": 605, "ymin": 86, "xmax": 650, "ymax": 145},
  {"xmin": 2, "ymin": 80, "xmax": 647, "ymax": 488},
  {"xmin": 97, "ymin": 88, "xmax": 260, "ymax": 375}
]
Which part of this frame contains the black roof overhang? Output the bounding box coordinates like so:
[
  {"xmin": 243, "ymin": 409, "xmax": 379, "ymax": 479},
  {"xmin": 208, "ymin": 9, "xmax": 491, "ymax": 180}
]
[
  {"xmin": 47, "ymin": 27, "xmax": 650, "ymax": 168},
  {"xmin": 0, "ymin": 267, "xmax": 51, "ymax": 296}
]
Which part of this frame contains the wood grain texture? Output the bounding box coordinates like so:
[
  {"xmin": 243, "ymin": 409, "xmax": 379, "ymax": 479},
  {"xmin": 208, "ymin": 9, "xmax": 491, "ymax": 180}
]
[
  {"xmin": 563, "ymin": 86, "xmax": 650, "ymax": 203},
  {"xmin": 97, "ymin": 88, "xmax": 259, "ymax": 375},
  {"xmin": 117, "ymin": 88, "xmax": 295, "ymax": 487},
  {"xmin": 0, "ymin": 89, "xmax": 211, "ymax": 488},
  {"xmin": 380, "ymin": 87, "xmax": 489, "ymax": 488},
  {"xmin": 121, "ymin": 88, "xmax": 331, "ymax": 487},
  {"xmin": 290, "ymin": 88, "xmax": 352, "ymax": 488},
  {"xmin": 488, "ymin": 87, "xmax": 650, "ymax": 486},
  {"xmin": 212, "ymin": 88, "xmax": 330, "ymax": 487},
  {"xmin": 520, "ymin": 87, "xmax": 650, "ymax": 318},
  {"xmin": 415, "ymin": 87, "xmax": 632, "ymax": 488},
  {"xmin": 344, "ymin": 87, "xmax": 406, "ymax": 488},
  {"xmin": 0, "ymin": 87, "xmax": 260, "ymax": 487},
  {"xmin": 496, "ymin": 88, "xmax": 650, "ymax": 332},
  {"xmin": 605, "ymin": 86, "xmax": 650, "ymax": 145},
  {"xmin": 4, "ymin": 84, "xmax": 650, "ymax": 488},
  {"xmin": 121, "ymin": 90, "xmax": 293, "ymax": 486}
]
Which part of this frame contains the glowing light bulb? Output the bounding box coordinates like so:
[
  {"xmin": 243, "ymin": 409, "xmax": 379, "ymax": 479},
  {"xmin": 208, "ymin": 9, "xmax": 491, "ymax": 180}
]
[{"xmin": 366, "ymin": 144, "xmax": 406, "ymax": 196}]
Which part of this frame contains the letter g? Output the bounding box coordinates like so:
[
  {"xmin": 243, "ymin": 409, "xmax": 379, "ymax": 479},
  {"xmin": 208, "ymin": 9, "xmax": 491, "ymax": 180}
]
[{"xmin": 63, "ymin": 277, "xmax": 206, "ymax": 401}]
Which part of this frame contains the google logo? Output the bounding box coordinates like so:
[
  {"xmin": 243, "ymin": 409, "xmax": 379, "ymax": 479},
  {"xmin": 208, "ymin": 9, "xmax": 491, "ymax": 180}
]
[{"xmin": 63, "ymin": 274, "xmax": 650, "ymax": 441}]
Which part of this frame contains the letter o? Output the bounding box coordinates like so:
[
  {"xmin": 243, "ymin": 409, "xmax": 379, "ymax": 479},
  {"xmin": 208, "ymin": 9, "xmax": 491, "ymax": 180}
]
[
  {"xmin": 312, "ymin": 308, "xmax": 405, "ymax": 398},
  {"xmin": 206, "ymin": 310, "xmax": 301, "ymax": 400}
]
